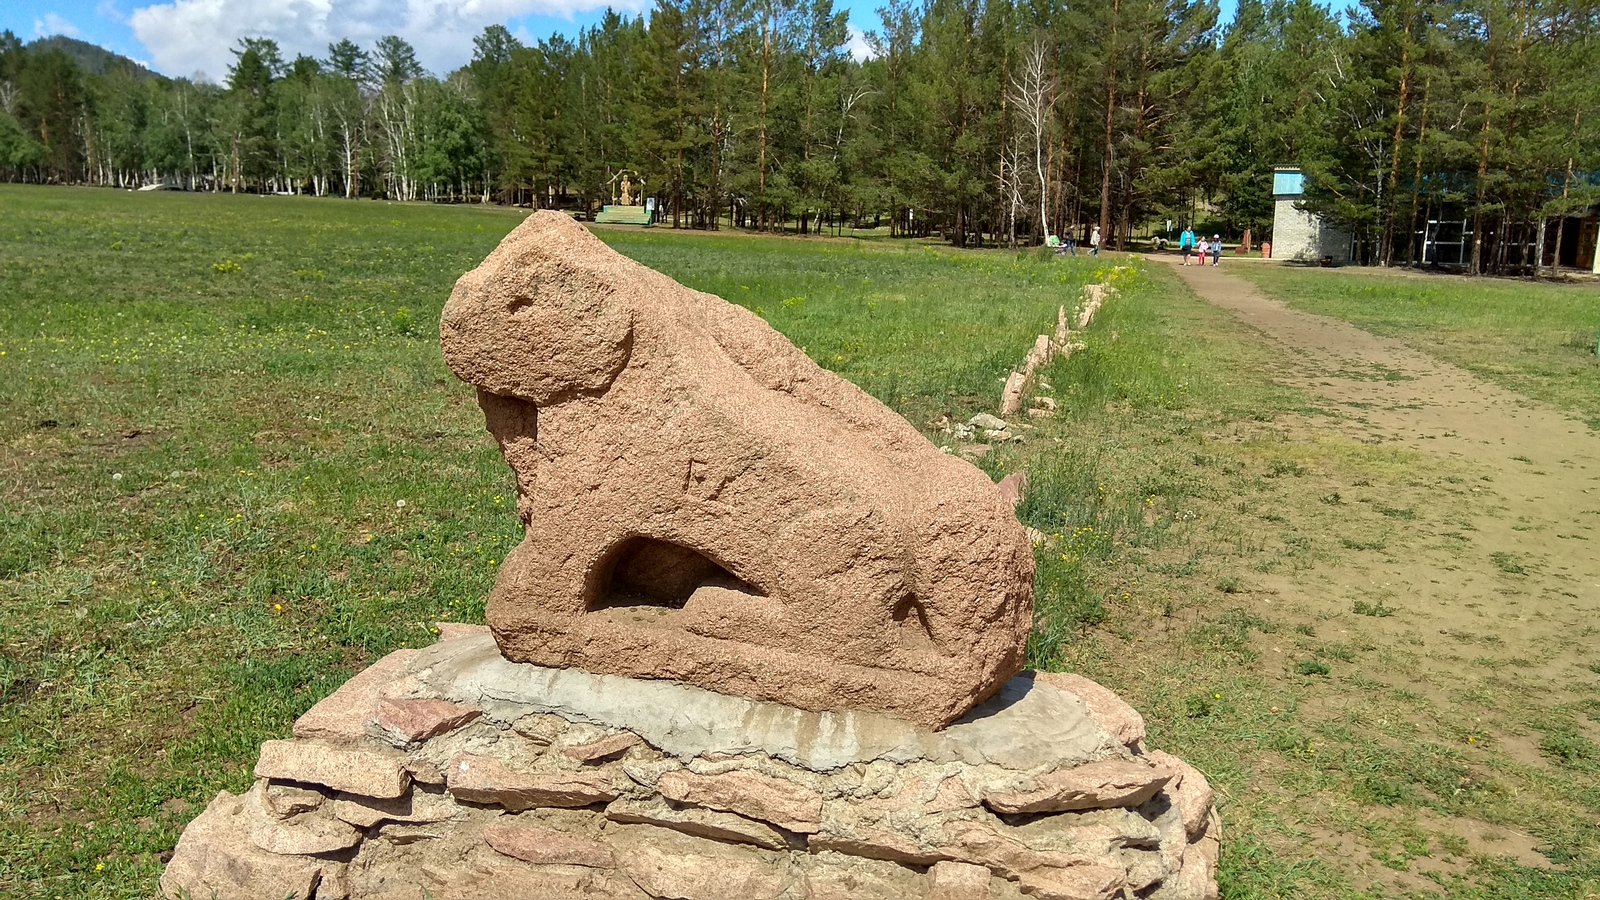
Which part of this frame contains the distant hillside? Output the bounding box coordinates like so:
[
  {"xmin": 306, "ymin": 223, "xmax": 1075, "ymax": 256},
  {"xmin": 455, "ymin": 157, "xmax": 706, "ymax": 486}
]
[{"xmin": 27, "ymin": 35, "xmax": 161, "ymax": 80}]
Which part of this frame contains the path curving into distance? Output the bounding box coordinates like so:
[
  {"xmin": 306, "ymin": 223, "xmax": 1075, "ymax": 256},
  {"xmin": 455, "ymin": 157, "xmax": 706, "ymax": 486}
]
[{"xmin": 1161, "ymin": 255, "xmax": 1600, "ymax": 704}]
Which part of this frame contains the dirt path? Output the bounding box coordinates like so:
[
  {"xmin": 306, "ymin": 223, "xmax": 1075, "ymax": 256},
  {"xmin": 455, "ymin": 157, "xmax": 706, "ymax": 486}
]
[{"xmin": 1163, "ymin": 257, "xmax": 1600, "ymax": 713}]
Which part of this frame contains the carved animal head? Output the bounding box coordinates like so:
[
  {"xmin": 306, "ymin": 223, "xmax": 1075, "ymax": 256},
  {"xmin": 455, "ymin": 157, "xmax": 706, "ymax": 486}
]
[{"xmin": 440, "ymin": 216, "xmax": 634, "ymax": 404}]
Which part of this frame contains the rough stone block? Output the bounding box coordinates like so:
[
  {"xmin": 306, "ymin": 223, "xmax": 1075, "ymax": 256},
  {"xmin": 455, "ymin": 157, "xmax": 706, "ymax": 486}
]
[
  {"xmin": 255, "ymin": 740, "xmax": 411, "ymax": 800},
  {"xmin": 605, "ymin": 797, "xmax": 794, "ymax": 850},
  {"xmin": 482, "ymin": 824, "xmax": 614, "ymax": 868},
  {"xmin": 415, "ymin": 636, "xmax": 1114, "ymax": 774},
  {"xmin": 511, "ymin": 713, "xmax": 570, "ymax": 746},
  {"xmin": 405, "ymin": 758, "xmax": 446, "ymax": 786},
  {"xmin": 564, "ymin": 732, "xmax": 641, "ymax": 762},
  {"xmin": 1002, "ymin": 371, "xmax": 1029, "ymax": 416},
  {"xmin": 938, "ymin": 821, "xmax": 1085, "ymax": 879},
  {"xmin": 613, "ymin": 828, "xmax": 791, "ymax": 900},
  {"xmin": 1162, "ymin": 828, "xmax": 1220, "ymax": 900},
  {"xmin": 1016, "ymin": 864, "xmax": 1125, "ymax": 900},
  {"xmin": 802, "ymin": 855, "xmax": 928, "ymax": 900},
  {"xmin": 293, "ymin": 650, "xmax": 420, "ymax": 744},
  {"xmin": 373, "ymin": 698, "xmax": 481, "ymax": 745},
  {"xmin": 1144, "ymin": 750, "xmax": 1214, "ymax": 841},
  {"xmin": 983, "ymin": 759, "xmax": 1173, "ymax": 815},
  {"xmin": 163, "ymin": 620, "xmax": 1215, "ymax": 900},
  {"xmin": 925, "ymin": 775, "xmax": 980, "ymax": 814},
  {"xmin": 1007, "ymin": 808, "xmax": 1159, "ymax": 859},
  {"xmin": 1034, "ymin": 673, "xmax": 1146, "ymax": 748},
  {"xmin": 250, "ymin": 811, "xmax": 362, "ymax": 856},
  {"xmin": 160, "ymin": 791, "xmax": 327, "ymax": 900},
  {"xmin": 447, "ymin": 753, "xmax": 618, "ymax": 811},
  {"xmin": 809, "ymin": 829, "xmax": 943, "ymax": 866},
  {"xmin": 656, "ymin": 769, "xmax": 822, "ymax": 833},
  {"xmin": 1025, "ymin": 334, "xmax": 1052, "ymax": 372},
  {"xmin": 313, "ymin": 863, "xmax": 350, "ymax": 900},
  {"xmin": 928, "ymin": 860, "xmax": 993, "ymax": 900},
  {"xmin": 264, "ymin": 783, "xmax": 326, "ymax": 819},
  {"xmin": 1124, "ymin": 849, "xmax": 1169, "ymax": 894},
  {"xmin": 365, "ymin": 847, "xmax": 647, "ymax": 900},
  {"xmin": 327, "ymin": 789, "xmax": 458, "ymax": 828}
]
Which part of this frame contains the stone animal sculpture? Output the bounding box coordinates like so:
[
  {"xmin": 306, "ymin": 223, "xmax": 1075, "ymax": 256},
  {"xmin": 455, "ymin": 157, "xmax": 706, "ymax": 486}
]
[{"xmin": 440, "ymin": 211, "xmax": 1033, "ymax": 729}]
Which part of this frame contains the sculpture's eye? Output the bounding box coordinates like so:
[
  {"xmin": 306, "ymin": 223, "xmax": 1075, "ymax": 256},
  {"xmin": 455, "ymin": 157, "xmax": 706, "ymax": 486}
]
[{"xmin": 507, "ymin": 296, "xmax": 534, "ymax": 315}]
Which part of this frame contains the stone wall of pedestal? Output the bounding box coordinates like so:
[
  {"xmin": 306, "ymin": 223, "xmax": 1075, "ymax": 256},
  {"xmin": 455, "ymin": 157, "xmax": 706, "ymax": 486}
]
[{"xmin": 161, "ymin": 628, "xmax": 1218, "ymax": 900}]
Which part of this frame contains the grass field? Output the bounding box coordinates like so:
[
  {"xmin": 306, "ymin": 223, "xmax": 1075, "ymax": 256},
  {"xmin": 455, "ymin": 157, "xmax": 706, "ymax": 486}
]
[
  {"xmin": 2, "ymin": 185, "xmax": 1597, "ymax": 899},
  {"xmin": 1231, "ymin": 265, "xmax": 1600, "ymax": 429}
]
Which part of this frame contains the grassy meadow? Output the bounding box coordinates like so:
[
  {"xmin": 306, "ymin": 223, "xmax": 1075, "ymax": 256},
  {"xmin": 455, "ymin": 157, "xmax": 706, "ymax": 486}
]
[
  {"xmin": 1, "ymin": 185, "xmax": 1596, "ymax": 899},
  {"xmin": 1231, "ymin": 265, "xmax": 1600, "ymax": 429}
]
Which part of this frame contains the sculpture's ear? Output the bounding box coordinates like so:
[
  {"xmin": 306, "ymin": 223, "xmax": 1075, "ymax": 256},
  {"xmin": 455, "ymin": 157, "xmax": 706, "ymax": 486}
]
[{"xmin": 441, "ymin": 252, "xmax": 633, "ymax": 405}]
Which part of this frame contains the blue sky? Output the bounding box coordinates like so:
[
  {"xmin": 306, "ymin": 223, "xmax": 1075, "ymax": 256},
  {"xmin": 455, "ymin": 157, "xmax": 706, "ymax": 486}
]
[{"xmin": 5, "ymin": 0, "xmax": 1238, "ymax": 83}]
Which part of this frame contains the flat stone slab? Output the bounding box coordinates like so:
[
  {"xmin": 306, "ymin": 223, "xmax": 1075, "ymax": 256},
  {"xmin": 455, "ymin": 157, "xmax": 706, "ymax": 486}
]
[
  {"xmin": 656, "ymin": 769, "xmax": 823, "ymax": 834},
  {"xmin": 254, "ymin": 740, "xmax": 410, "ymax": 799},
  {"xmin": 446, "ymin": 753, "xmax": 619, "ymax": 811},
  {"xmin": 983, "ymin": 758, "xmax": 1175, "ymax": 814},
  {"xmin": 159, "ymin": 791, "xmax": 331, "ymax": 900},
  {"xmin": 406, "ymin": 633, "xmax": 1117, "ymax": 773},
  {"xmin": 293, "ymin": 649, "xmax": 420, "ymax": 744},
  {"xmin": 565, "ymin": 731, "xmax": 642, "ymax": 762},
  {"xmin": 373, "ymin": 697, "xmax": 482, "ymax": 744},
  {"xmin": 482, "ymin": 824, "xmax": 614, "ymax": 867},
  {"xmin": 605, "ymin": 796, "xmax": 795, "ymax": 850}
]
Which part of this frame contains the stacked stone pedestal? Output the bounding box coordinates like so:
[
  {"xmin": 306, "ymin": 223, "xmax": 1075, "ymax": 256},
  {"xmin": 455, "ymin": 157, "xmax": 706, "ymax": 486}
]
[{"xmin": 162, "ymin": 628, "xmax": 1218, "ymax": 900}]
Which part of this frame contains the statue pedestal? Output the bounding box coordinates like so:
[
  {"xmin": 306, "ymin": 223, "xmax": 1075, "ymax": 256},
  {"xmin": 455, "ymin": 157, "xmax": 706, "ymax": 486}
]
[{"xmin": 161, "ymin": 628, "xmax": 1218, "ymax": 900}]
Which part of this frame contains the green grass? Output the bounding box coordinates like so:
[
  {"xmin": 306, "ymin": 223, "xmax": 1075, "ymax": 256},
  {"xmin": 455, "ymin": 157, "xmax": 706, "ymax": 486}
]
[
  {"xmin": 1, "ymin": 187, "xmax": 531, "ymax": 898},
  {"xmin": 1352, "ymin": 599, "xmax": 1396, "ymax": 617},
  {"xmin": 1232, "ymin": 266, "xmax": 1600, "ymax": 428},
  {"xmin": 592, "ymin": 227, "xmax": 1100, "ymax": 427},
  {"xmin": 1491, "ymin": 551, "xmax": 1529, "ymax": 575},
  {"xmin": 3, "ymin": 185, "xmax": 1597, "ymax": 899},
  {"xmin": 0, "ymin": 186, "xmax": 1100, "ymax": 898},
  {"xmin": 1296, "ymin": 659, "xmax": 1333, "ymax": 677}
]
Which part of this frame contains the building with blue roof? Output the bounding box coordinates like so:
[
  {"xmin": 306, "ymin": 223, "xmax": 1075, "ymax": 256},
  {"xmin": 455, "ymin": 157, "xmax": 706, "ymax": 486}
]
[{"xmin": 1270, "ymin": 166, "xmax": 1352, "ymax": 263}]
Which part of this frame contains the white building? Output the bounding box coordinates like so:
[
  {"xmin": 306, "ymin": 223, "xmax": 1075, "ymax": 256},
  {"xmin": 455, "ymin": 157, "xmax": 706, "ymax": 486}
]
[{"xmin": 1271, "ymin": 166, "xmax": 1352, "ymax": 263}]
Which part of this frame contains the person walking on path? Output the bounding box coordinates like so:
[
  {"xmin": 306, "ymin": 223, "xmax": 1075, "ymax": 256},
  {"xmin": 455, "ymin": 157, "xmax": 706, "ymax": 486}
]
[
  {"xmin": 1210, "ymin": 234, "xmax": 1222, "ymax": 266},
  {"xmin": 1196, "ymin": 235, "xmax": 1208, "ymax": 265},
  {"xmin": 1179, "ymin": 226, "xmax": 1196, "ymax": 265},
  {"xmin": 1089, "ymin": 225, "xmax": 1101, "ymax": 257}
]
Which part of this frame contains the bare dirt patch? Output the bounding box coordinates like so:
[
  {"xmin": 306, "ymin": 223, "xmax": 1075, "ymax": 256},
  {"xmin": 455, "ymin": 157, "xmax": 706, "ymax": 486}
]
[
  {"xmin": 1162, "ymin": 258, "xmax": 1600, "ymax": 888},
  {"xmin": 1167, "ymin": 258, "xmax": 1600, "ymax": 690}
]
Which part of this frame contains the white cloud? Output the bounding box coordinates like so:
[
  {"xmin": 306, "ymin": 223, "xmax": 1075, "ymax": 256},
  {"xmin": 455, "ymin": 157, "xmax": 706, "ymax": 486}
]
[
  {"xmin": 34, "ymin": 13, "xmax": 83, "ymax": 38},
  {"xmin": 845, "ymin": 25, "xmax": 875, "ymax": 63},
  {"xmin": 127, "ymin": 0, "xmax": 645, "ymax": 82}
]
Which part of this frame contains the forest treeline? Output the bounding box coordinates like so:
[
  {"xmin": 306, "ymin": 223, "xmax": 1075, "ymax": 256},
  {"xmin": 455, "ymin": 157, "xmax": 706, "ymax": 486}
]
[{"xmin": 0, "ymin": 0, "xmax": 1596, "ymax": 272}]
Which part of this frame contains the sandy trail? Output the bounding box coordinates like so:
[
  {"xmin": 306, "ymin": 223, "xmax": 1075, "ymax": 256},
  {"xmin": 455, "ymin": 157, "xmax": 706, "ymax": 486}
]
[{"xmin": 1162, "ymin": 257, "xmax": 1600, "ymax": 696}]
